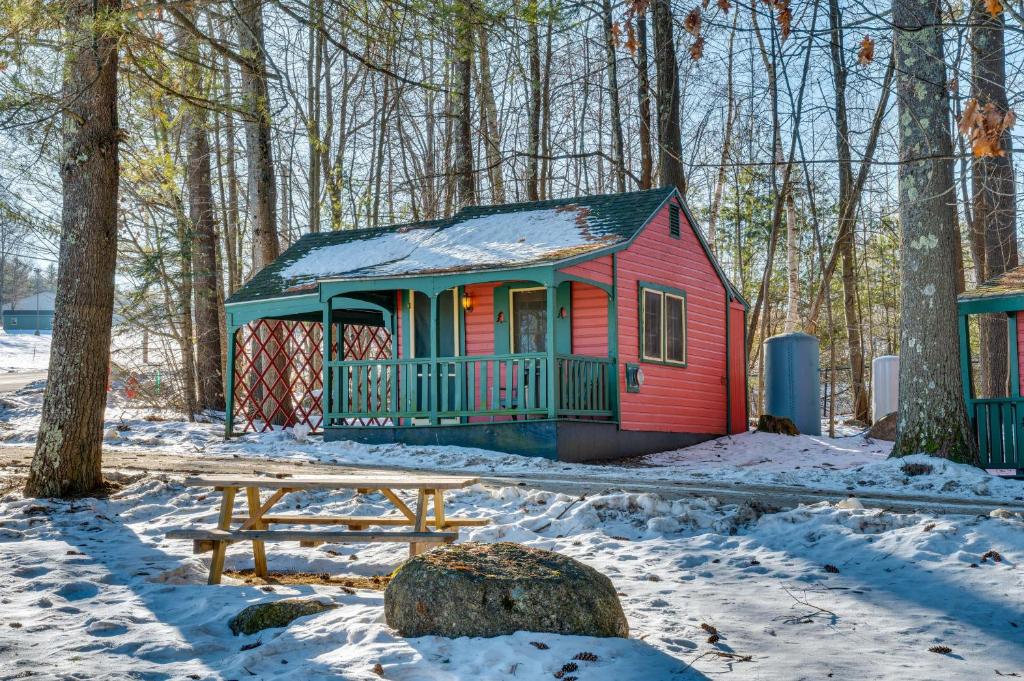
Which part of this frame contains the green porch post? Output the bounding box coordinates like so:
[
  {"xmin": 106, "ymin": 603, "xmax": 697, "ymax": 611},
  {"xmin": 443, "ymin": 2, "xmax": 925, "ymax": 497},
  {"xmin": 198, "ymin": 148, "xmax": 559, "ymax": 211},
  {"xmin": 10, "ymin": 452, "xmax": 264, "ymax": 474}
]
[
  {"xmin": 429, "ymin": 292, "xmax": 439, "ymax": 425},
  {"xmin": 546, "ymin": 284, "xmax": 557, "ymax": 419},
  {"xmin": 1009, "ymin": 312, "xmax": 1020, "ymax": 398},
  {"xmin": 224, "ymin": 325, "xmax": 237, "ymax": 439},
  {"xmin": 322, "ymin": 299, "xmax": 332, "ymax": 429},
  {"xmin": 959, "ymin": 312, "xmax": 974, "ymax": 411},
  {"xmin": 609, "ymin": 254, "xmax": 619, "ymax": 422}
]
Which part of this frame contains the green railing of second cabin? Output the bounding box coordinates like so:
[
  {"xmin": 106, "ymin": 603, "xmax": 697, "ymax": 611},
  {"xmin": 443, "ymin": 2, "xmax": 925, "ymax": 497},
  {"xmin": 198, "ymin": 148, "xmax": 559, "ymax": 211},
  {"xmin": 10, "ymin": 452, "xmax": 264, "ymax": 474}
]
[
  {"xmin": 323, "ymin": 353, "xmax": 615, "ymax": 425},
  {"xmin": 969, "ymin": 398, "xmax": 1024, "ymax": 470}
]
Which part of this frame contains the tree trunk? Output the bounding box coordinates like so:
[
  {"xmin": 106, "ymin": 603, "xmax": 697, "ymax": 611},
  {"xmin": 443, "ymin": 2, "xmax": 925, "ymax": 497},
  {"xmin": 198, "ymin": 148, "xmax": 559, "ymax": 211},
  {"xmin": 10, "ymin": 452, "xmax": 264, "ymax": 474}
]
[
  {"xmin": 236, "ymin": 0, "xmax": 288, "ymax": 425},
  {"xmin": 635, "ymin": 9, "xmax": 653, "ymax": 190},
  {"xmin": 651, "ymin": 0, "xmax": 685, "ymax": 196},
  {"xmin": 306, "ymin": 0, "xmax": 323, "ymax": 233},
  {"xmin": 602, "ymin": 0, "xmax": 626, "ymax": 193},
  {"xmin": 476, "ymin": 24, "xmax": 505, "ymax": 203},
  {"xmin": 185, "ymin": 108, "xmax": 225, "ymax": 411},
  {"xmin": 25, "ymin": 0, "xmax": 121, "ymax": 497},
  {"xmin": 175, "ymin": 202, "xmax": 199, "ymax": 420},
  {"xmin": 784, "ymin": 191, "xmax": 801, "ymax": 332},
  {"xmin": 177, "ymin": 9, "xmax": 224, "ymax": 412},
  {"xmin": 971, "ymin": 0, "xmax": 1018, "ymax": 398},
  {"xmin": 526, "ymin": 1, "xmax": 541, "ymax": 201},
  {"xmin": 454, "ymin": 3, "xmax": 476, "ymax": 208},
  {"xmin": 828, "ymin": 0, "xmax": 869, "ymax": 422},
  {"xmin": 891, "ymin": 0, "xmax": 974, "ymax": 463},
  {"xmin": 237, "ymin": 0, "xmax": 279, "ymax": 270},
  {"xmin": 706, "ymin": 13, "xmax": 737, "ymax": 251}
]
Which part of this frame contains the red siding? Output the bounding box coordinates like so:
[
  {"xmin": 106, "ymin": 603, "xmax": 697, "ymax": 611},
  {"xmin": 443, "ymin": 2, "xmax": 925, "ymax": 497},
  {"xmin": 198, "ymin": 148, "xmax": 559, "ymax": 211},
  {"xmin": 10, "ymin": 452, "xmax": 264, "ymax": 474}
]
[
  {"xmin": 464, "ymin": 283, "xmax": 498, "ymax": 357},
  {"xmin": 728, "ymin": 300, "xmax": 748, "ymax": 433},
  {"xmin": 560, "ymin": 255, "xmax": 614, "ymax": 286},
  {"xmin": 571, "ymin": 282, "xmax": 609, "ymax": 356},
  {"xmin": 1017, "ymin": 312, "xmax": 1024, "ymax": 397},
  {"xmin": 616, "ymin": 198, "xmax": 730, "ymax": 434}
]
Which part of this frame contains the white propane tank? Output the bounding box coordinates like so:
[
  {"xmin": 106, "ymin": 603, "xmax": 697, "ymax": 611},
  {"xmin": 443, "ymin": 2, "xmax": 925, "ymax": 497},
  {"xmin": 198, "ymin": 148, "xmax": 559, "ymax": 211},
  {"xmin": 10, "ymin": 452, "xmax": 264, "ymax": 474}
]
[{"xmin": 871, "ymin": 355, "xmax": 899, "ymax": 422}]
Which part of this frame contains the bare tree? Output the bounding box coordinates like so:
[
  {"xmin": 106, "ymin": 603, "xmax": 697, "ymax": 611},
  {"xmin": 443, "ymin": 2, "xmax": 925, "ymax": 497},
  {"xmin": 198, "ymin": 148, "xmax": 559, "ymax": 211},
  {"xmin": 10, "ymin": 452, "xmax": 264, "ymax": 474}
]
[
  {"xmin": 651, "ymin": 0, "xmax": 685, "ymax": 195},
  {"xmin": 237, "ymin": 0, "xmax": 279, "ymax": 270},
  {"xmin": 25, "ymin": 0, "xmax": 121, "ymax": 497},
  {"xmin": 971, "ymin": 0, "xmax": 1018, "ymax": 398}
]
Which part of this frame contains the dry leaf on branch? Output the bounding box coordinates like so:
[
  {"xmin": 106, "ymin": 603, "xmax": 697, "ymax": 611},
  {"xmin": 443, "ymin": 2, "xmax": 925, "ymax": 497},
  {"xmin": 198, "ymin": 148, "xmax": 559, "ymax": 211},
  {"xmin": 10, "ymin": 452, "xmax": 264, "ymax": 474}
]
[
  {"xmin": 624, "ymin": 22, "xmax": 638, "ymax": 54},
  {"xmin": 857, "ymin": 36, "xmax": 875, "ymax": 66},
  {"xmin": 985, "ymin": 0, "xmax": 1003, "ymax": 16},
  {"xmin": 690, "ymin": 35, "xmax": 705, "ymax": 61},
  {"xmin": 684, "ymin": 8, "xmax": 702, "ymax": 36},
  {"xmin": 718, "ymin": 0, "xmax": 731, "ymax": 12},
  {"xmin": 958, "ymin": 98, "xmax": 1016, "ymax": 158}
]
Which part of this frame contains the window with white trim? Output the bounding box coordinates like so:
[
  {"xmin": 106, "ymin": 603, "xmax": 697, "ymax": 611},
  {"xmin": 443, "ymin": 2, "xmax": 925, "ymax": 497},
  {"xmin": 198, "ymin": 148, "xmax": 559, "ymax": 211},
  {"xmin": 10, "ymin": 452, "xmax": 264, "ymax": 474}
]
[{"xmin": 640, "ymin": 285, "xmax": 686, "ymax": 365}]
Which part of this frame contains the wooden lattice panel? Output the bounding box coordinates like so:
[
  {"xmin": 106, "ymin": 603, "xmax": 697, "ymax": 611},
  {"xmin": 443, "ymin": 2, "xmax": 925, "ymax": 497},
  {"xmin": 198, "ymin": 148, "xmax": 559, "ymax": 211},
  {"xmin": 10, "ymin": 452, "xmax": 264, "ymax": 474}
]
[{"xmin": 233, "ymin": 320, "xmax": 392, "ymax": 434}]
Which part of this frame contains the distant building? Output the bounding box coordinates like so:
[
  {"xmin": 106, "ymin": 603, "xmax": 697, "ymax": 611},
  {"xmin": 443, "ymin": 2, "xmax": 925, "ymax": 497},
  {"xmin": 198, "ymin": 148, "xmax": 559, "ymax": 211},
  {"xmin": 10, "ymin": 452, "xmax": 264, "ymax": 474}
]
[{"xmin": 2, "ymin": 291, "xmax": 56, "ymax": 334}]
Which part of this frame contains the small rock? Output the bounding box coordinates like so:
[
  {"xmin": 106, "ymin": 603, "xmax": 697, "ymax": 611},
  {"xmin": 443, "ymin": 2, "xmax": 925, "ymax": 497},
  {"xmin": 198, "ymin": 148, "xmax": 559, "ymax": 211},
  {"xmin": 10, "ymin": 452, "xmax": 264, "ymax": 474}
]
[
  {"xmin": 228, "ymin": 598, "xmax": 338, "ymax": 636},
  {"xmin": 756, "ymin": 414, "xmax": 799, "ymax": 436},
  {"xmin": 866, "ymin": 413, "xmax": 897, "ymax": 441},
  {"xmin": 835, "ymin": 497, "xmax": 864, "ymax": 510}
]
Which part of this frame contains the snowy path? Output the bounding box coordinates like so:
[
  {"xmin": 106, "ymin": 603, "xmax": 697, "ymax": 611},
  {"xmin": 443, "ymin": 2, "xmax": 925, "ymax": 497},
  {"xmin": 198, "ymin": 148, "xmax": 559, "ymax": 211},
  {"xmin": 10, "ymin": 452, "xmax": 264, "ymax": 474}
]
[
  {"xmin": 0, "ymin": 371, "xmax": 47, "ymax": 393},
  {"xmin": 2, "ymin": 445, "xmax": 1022, "ymax": 517}
]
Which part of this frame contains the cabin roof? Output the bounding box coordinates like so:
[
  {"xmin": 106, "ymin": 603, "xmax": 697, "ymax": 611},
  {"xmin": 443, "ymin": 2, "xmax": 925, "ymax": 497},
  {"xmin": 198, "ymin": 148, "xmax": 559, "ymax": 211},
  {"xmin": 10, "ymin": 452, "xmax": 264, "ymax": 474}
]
[
  {"xmin": 228, "ymin": 188, "xmax": 677, "ymax": 304},
  {"xmin": 2, "ymin": 291, "xmax": 56, "ymax": 312},
  {"xmin": 959, "ymin": 265, "xmax": 1024, "ymax": 303}
]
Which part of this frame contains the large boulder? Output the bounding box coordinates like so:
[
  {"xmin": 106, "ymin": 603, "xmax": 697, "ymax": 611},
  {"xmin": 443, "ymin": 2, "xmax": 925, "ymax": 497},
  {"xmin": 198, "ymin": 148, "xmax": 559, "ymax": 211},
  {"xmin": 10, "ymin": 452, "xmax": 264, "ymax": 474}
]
[
  {"xmin": 384, "ymin": 542, "xmax": 628, "ymax": 639},
  {"xmin": 229, "ymin": 598, "xmax": 337, "ymax": 635}
]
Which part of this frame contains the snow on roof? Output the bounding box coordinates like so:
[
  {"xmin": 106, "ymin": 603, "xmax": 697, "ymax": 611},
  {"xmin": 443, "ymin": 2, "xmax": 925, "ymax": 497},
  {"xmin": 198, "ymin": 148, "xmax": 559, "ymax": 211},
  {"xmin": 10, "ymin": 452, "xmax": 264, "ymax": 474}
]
[
  {"xmin": 278, "ymin": 206, "xmax": 615, "ymax": 284},
  {"xmin": 3, "ymin": 291, "xmax": 56, "ymax": 312}
]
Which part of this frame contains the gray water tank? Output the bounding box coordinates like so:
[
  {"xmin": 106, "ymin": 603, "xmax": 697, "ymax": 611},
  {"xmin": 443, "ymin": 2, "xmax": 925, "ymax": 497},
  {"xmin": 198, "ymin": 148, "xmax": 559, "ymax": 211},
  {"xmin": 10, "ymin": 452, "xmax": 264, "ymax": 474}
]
[{"xmin": 764, "ymin": 332, "xmax": 821, "ymax": 436}]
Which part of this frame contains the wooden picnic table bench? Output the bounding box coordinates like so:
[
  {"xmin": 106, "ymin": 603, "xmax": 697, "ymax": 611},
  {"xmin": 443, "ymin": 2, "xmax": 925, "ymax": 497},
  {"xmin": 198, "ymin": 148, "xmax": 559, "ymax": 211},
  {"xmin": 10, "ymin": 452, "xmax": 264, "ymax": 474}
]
[{"xmin": 165, "ymin": 473, "xmax": 488, "ymax": 585}]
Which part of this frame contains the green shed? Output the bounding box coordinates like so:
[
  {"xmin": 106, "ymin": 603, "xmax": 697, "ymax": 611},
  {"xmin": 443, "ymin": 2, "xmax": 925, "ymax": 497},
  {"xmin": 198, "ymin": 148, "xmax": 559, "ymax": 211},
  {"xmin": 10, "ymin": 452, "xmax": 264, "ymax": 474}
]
[{"xmin": 2, "ymin": 291, "xmax": 55, "ymax": 334}]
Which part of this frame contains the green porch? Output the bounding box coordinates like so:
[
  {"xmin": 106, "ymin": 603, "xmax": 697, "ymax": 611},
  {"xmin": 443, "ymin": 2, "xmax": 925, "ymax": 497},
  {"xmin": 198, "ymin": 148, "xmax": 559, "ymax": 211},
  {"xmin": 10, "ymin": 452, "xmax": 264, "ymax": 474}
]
[{"xmin": 223, "ymin": 264, "xmax": 621, "ymax": 455}]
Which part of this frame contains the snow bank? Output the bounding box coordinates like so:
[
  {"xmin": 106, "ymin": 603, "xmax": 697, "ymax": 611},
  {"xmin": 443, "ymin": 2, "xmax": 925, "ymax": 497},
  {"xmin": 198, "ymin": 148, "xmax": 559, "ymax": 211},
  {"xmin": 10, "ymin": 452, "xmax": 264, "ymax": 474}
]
[{"xmin": 0, "ymin": 476, "xmax": 1021, "ymax": 679}]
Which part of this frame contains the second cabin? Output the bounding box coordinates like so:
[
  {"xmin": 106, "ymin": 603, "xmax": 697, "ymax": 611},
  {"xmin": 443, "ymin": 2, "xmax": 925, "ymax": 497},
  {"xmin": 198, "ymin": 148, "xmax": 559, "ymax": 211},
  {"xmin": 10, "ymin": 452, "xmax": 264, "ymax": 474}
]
[{"xmin": 225, "ymin": 187, "xmax": 749, "ymax": 461}]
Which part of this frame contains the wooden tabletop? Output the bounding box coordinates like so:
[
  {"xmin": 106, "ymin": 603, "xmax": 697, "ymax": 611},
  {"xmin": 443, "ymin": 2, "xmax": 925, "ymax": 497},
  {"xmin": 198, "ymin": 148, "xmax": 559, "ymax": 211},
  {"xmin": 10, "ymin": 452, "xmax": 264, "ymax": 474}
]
[{"xmin": 182, "ymin": 473, "xmax": 480, "ymax": 491}]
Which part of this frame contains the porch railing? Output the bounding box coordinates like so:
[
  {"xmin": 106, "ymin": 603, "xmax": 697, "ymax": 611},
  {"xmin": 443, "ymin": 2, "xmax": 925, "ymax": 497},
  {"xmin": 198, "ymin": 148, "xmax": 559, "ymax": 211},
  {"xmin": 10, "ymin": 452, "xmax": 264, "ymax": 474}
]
[
  {"xmin": 555, "ymin": 354, "xmax": 614, "ymax": 417},
  {"xmin": 971, "ymin": 398, "xmax": 1024, "ymax": 469},
  {"xmin": 324, "ymin": 353, "xmax": 614, "ymax": 425}
]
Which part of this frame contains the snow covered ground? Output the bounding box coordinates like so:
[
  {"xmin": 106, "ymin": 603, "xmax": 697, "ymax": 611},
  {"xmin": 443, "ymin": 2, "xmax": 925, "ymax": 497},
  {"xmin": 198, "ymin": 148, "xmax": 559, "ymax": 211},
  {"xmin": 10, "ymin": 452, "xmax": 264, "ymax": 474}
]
[
  {"xmin": 2, "ymin": 377, "xmax": 1023, "ymax": 503},
  {"xmin": 0, "ymin": 472, "xmax": 1021, "ymax": 680},
  {"xmin": 0, "ymin": 331, "xmax": 50, "ymax": 372}
]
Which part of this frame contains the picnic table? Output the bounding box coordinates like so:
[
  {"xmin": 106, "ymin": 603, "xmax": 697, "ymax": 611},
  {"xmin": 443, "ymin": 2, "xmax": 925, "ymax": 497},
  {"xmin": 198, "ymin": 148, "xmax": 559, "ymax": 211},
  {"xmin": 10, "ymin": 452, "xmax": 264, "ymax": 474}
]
[{"xmin": 166, "ymin": 473, "xmax": 489, "ymax": 584}]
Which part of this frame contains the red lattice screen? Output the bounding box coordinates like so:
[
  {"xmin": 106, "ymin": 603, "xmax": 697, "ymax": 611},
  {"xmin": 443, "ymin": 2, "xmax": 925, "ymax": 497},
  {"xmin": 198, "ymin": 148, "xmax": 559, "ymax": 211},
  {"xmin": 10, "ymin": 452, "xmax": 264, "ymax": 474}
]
[{"xmin": 232, "ymin": 320, "xmax": 392, "ymax": 434}]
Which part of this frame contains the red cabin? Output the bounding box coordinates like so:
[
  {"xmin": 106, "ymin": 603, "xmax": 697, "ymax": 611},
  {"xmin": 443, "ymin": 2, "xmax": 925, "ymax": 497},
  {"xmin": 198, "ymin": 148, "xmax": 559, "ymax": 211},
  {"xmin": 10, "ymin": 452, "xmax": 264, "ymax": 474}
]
[{"xmin": 225, "ymin": 187, "xmax": 749, "ymax": 461}]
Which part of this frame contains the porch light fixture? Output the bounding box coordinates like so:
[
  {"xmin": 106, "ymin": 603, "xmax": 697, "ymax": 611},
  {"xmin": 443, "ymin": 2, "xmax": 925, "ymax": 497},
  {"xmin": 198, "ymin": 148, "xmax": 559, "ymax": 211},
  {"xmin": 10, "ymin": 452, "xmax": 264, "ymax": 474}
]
[
  {"xmin": 559, "ymin": 306, "xmax": 568, "ymax": 319},
  {"xmin": 461, "ymin": 291, "xmax": 474, "ymax": 312},
  {"xmin": 496, "ymin": 311, "xmax": 505, "ymax": 323}
]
